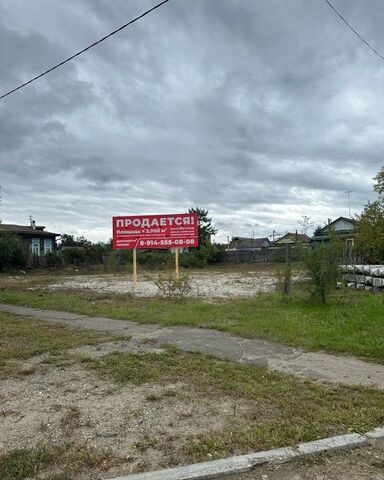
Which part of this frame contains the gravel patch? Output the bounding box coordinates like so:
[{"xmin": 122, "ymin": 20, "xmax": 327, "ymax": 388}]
[
  {"xmin": 46, "ymin": 271, "xmax": 297, "ymax": 298},
  {"xmin": 0, "ymin": 351, "xmax": 255, "ymax": 476}
]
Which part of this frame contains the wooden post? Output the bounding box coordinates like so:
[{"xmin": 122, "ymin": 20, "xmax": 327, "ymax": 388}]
[
  {"xmin": 175, "ymin": 248, "xmax": 180, "ymax": 279},
  {"xmin": 284, "ymin": 245, "xmax": 291, "ymax": 295},
  {"xmin": 133, "ymin": 248, "xmax": 137, "ymax": 285}
]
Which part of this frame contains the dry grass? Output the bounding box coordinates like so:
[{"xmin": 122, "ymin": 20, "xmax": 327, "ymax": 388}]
[
  {"xmin": 0, "ymin": 443, "xmax": 119, "ymax": 480},
  {"xmin": 0, "ymin": 312, "xmax": 112, "ymax": 379},
  {"xmin": 84, "ymin": 349, "xmax": 384, "ymax": 461}
]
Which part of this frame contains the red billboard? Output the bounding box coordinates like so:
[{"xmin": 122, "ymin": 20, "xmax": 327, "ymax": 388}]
[{"xmin": 112, "ymin": 212, "xmax": 199, "ymax": 249}]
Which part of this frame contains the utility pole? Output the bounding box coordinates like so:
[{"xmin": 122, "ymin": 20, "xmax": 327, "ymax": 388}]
[
  {"xmin": 284, "ymin": 245, "xmax": 291, "ymax": 295},
  {"xmin": 345, "ymin": 191, "xmax": 352, "ymax": 218}
]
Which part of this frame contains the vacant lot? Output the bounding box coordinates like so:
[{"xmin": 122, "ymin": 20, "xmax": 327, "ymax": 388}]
[
  {"xmin": 9, "ymin": 268, "xmax": 289, "ymax": 298},
  {"xmin": 0, "ymin": 269, "xmax": 384, "ymax": 361},
  {"xmin": 1, "ymin": 311, "xmax": 384, "ymax": 479}
]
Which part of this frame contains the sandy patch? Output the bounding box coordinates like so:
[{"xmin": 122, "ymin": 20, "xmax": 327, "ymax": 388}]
[
  {"xmin": 45, "ymin": 271, "xmax": 295, "ymax": 298},
  {"xmin": 0, "ymin": 350, "xmax": 256, "ymax": 477}
]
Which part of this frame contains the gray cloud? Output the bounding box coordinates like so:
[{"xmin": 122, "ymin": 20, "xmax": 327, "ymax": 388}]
[{"xmin": 1, "ymin": 0, "xmax": 383, "ymax": 242}]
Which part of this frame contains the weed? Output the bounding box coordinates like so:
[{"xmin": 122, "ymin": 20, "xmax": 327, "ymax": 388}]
[
  {"xmin": 162, "ymin": 388, "xmax": 178, "ymax": 397},
  {"xmin": 0, "ymin": 443, "xmax": 116, "ymax": 480},
  {"xmin": 132, "ymin": 434, "xmax": 159, "ymax": 452},
  {"xmin": 145, "ymin": 394, "xmax": 161, "ymax": 402},
  {"xmin": 155, "ymin": 273, "xmax": 192, "ymax": 297},
  {"xmin": 60, "ymin": 406, "xmax": 81, "ymax": 435},
  {"xmin": 85, "ymin": 348, "xmax": 384, "ymax": 455}
]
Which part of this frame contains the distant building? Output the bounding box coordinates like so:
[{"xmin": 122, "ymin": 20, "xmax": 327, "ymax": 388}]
[
  {"xmin": 1, "ymin": 219, "xmax": 60, "ymax": 256},
  {"xmin": 228, "ymin": 236, "xmax": 271, "ymax": 251},
  {"xmin": 274, "ymin": 232, "xmax": 310, "ymax": 245},
  {"xmin": 311, "ymin": 217, "xmax": 356, "ymax": 246}
]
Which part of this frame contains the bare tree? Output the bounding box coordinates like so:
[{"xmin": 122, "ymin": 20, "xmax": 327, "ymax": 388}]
[{"xmin": 297, "ymin": 215, "xmax": 314, "ymax": 235}]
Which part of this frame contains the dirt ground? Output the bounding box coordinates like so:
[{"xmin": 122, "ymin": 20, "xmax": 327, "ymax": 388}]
[
  {"xmin": 0, "ymin": 345, "xmax": 257, "ymax": 477},
  {"xmin": 45, "ymin": 270, "xmax": 302, "ymax": 298},
  {"xmin": 228, "ymin": 443, "xmax": 384, "ymax": 480}
]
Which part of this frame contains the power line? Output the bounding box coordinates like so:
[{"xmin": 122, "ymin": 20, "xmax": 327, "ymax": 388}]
[
  {"xmin": 323, "ymin": 0, "xmax": 384, "ymax": 63},
  {"xmin": 0, "ymin": 0, "xmax": 169, "ymax": 101}
]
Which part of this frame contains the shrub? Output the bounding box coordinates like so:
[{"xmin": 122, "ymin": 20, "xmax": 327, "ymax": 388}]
[
  {"xmin": 180, "ymin": 244, "xmax": 222, "ymax": 268},
  {"xmin": 0, "ymin": 230, "xmax": 28, "ymax": 270},
  {"xmin": 155, "ymin": 273, "xmax": 192, "ymax": 297},
  {"xmin": 303, "ymin": 241, "xmax": 341, "ymax": 303},
  {"xmin": 44, "ymin": 252, "xmax": 63, "ymax": 267},
  {"xmin": 138, "ymin": 251, "xmax": 173, "ymax": 269},
  {"xmin": 61, "ymin": 247, "xmax": 86, "ymax": 266}
]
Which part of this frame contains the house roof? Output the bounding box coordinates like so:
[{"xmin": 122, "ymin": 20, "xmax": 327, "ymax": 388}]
[
  {"xmin": 1, "ymin": 224, "xmax": 60, "ymax": 237},
  {"xmin": 275, "ymin": 232, "xmax": 310, "ymax": 243},
  {"xmin": 318, "ymin": 217, "xmax": 355, "ymax": 233},
  {"xmin": 230, "ymin": 237, "xmax": 271, "ymax": 249}
]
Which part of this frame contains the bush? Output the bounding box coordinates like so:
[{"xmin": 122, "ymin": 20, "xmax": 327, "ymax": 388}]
[
  {"xmin": 61, "ymin": 247, "xmax": 86, "ymax": 266},
  {"xmin": 0, "ymin": 230, "xmax": 28, "ymax": 270},
  {"xmin": 44, "ymin": 252, "xmax": 63, "ymax": 267},
  {"xmin": 155, "ymin": 273, "xmax": 192, "ymax": 297},
  {"xmin": 83, "ymin": 244, "xmax": 105, "ymax": 264},
  {"xmin": 303, "ymin": 241, "xmax": 341, "ymax": 303},
  {"xmin": 138, "ymin": 251, "xmax": 173, "ymax": 269},
  {"xmin": 180, "ymin": 244, "xmax": 222, "ymax": 268}
]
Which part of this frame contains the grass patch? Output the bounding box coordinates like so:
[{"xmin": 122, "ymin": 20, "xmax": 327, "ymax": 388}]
[
  {"xmin": 85, "ymin": 349, "xmax": 384, "ymax": 460},
  {"xmin": 1, "ymin": 281, "xmax": 384, "ymax": 361},
  {"xmin": 0, "ymin": 312, "xmax": 111, "ymax": 378},
  {"xmin": 0, "ymin": 443, "xmax": 117, "ymax": 480}
]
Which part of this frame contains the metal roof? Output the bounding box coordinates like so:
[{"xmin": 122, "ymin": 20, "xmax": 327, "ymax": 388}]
[{"xmin": 1, "ymin": 224, "xmax": 60, "ymax": 237}]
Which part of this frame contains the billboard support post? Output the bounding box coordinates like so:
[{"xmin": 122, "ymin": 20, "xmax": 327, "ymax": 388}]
[
  {"xmin": 133, "ymin": 248, "xmax": 138, "ymax": 285},
  {"xmin": 112, "ymin": 213, "xmax": 199, "ymax": 285},
  {"xmin": 175, "ymin": 248, "xmax": 179, "ymax": 280}
]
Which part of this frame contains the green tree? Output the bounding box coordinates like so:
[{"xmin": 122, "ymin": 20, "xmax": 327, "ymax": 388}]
[
  {"xmin": 373, "ymin": 166, "xmax": 384, "ymax": 198},
  {"xmin": 303, "ymin": 236, "xmax": 341, "ymax": 304},
  {"xmin": 356, "ymin": 166, "xmax": 384, "ymax": 263},
  {"xmin": 0, "ymin": 229, "xmax": 28, "ymax": 270},
  {"xmin": 61, "ymin": 234, "xmax": 91, "ymax": 247},
  {"xmin": 356, "ymin": 200, "xmax": 384, "ymax": 263},
  {"xmin": 188, "ymin": 207, "xmax": 217, "ymax": 247}
]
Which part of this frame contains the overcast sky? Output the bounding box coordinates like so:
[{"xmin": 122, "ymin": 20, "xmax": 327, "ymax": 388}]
[{"xmin": 1, "ymin": 0, "xmax": 384, "ymax": 243}]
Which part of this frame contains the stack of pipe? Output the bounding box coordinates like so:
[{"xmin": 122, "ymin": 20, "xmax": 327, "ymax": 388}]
[{"xmin": 340, "ymin": 265, "xmax": 384, "ymax": 291}]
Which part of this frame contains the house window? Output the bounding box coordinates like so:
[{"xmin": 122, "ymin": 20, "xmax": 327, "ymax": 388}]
[
  {"xmin": 31, "ymin": 238, "xmax": 40, "ymax": 256},
  {"xmin": 345, "ymin": 238, "xmax": 354, "ymax": 247},
  {"xmin": 44, "ymin": 239, "xmax": 53, "ymax": 254}
]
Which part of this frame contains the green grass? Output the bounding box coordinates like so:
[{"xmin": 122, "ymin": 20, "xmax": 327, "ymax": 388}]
[
  {"xmin": 0, "ymin": 311, "xmax": 111, "ymax": 378},
  {"xmin": 84, "ymin": 349, "xmax": 384, "ymax": 459},
  {"xmin": 1, "ymin": 283, "xmax": 383, "ymax": 362}
]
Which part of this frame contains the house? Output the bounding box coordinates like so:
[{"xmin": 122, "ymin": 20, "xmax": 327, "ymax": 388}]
[
  {"xmin": 274, "ymin": 232, "xmax": 310, "ymax": 245},
  {"xmin": 228, "ymin": 236, "xmax": 271, "ymax": 251},
  {"xmin": 1, "ymin": 219, "xmax": 60, "ymax": 256},
  {"xmin": 311, "ymin": 217, "xmax": 356, "ymax": 246}
]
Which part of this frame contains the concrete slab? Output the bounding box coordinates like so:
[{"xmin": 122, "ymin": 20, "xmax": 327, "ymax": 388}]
[
  {"xmin": 296, "ymin": 433, "xmax": 366, "ymax": 455},
  {"xmin": 105, "ymin": 429, "xmax": 383, "ymax": 480}
]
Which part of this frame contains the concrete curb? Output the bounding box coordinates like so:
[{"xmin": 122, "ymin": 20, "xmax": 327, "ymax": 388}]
[{"xmin": 107, "ymin": 427, "xmax": 384, "ymax": 480}]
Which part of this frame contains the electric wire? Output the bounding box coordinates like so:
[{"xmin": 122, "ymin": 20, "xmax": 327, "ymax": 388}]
[
  {"xmin": 0, "ymin": 0, "xmax": 169, "ymax": 101},
  {"xmin": 324, "ymin": 0, "xmax": 384, "ymax": 63}
]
